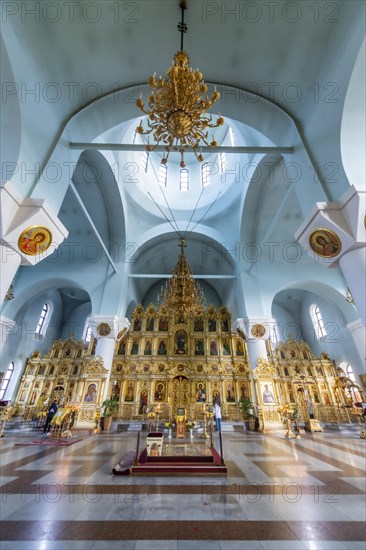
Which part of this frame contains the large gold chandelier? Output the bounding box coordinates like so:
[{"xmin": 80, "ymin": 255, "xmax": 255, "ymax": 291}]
[
  {"xmin": 136, "ymin": 0, "xmax": 224, "ymax": 167},
  {"xmin": 160, "ymin": 239, "xmax": 205, "ymax": 315}
]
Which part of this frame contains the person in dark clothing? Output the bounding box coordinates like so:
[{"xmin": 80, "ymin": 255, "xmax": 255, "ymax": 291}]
[{"xmin": 43, "ymin": 400, "xmax": 58, "ymax": 434}]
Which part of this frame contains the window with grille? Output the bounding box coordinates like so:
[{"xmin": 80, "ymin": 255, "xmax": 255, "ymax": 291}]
[
  {"xmin": 159, "ymin": 163, "xmax": 167, "ymax": 187},
  {"xmin": 180, "ymin": 168, "xmax": 189, "ymax": 191},
  {"xmin": 0, "ymin": 362, "xmax": 14, "ymax": 400},
  {"xmin": 201, "ymin": 163, "xmax": 210, "ymax": 187},
  {"xmin": 310, "ymin": 304, "xmax": 327, "ymax": 340},
  {"xmin": 36, "ymin": 303, "xmax": 49, "ymax": 335}
]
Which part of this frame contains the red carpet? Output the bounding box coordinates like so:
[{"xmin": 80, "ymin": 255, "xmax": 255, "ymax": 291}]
[{"xmin": 130, "ymin": 447, "xmax": 227, "ymax": 476}]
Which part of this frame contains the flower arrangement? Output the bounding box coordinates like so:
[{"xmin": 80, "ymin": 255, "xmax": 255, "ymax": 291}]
[
  {"xmin": 164, "ymin": 421, "xmax": 174, "ymax": 429},
  {"xmin": 68, "ymin": 404, "xmax": 81, "ymax": 413},
  {"xmin": 277, "ymin": 403, "xmax": 298, "ymax": 424},
  {"xmin": 185, "ymin": 421, "xmax": 196, "ymax": 430}
]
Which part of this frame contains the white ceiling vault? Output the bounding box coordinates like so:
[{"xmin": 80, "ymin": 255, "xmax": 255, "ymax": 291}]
[{"xmin": 1, "ymin": 0, "xmax": 365, "ymax": 325}]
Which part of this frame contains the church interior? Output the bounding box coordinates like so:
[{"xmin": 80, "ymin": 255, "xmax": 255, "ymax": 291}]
[{"xmin": 0, "ymin": 0, "xmax": 365, "ymax": 548}]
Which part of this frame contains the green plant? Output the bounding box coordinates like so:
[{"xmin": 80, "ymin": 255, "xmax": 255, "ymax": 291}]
[
  {"xmin": 240, "ymin": 398, "xmax": 253, "ymax": 420},
  {"xmin": 185, "ymin": 421, "xmax": 196, "ymax": 430},
  {"xmin": 102, "ymin": 398, "xmax": 119, "ymax": 417}
]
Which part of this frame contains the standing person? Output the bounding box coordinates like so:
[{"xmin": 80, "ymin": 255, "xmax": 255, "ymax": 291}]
[
  {"xmin": 43, "ymin": 400, "xmax": 58, "ymax": 435},
  {"xmin": 213, "ymin": 399, "xmax": 222, "ymax": 432}
]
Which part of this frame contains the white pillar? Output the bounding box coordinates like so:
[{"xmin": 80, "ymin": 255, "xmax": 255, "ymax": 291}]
[
  {"xmin": 235, "ymin": 317, "xmax": 270, "ymax": 408},
  {"xmin": 87, "ymin": 315, "xmax": 130, "ymax": 402},
  {"xmin": 96, "ymin": 337, "xmax": 116, "ymax": 401}
]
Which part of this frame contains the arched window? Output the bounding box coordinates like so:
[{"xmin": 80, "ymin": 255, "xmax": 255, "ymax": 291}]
[
  {"xmin": 36, "ymin": 302, "xmax": 52, "ymax": 336},
  {"xmin": 271, "ymin": 325, "xmax": 278, "ymax": 345},
  {"xmin": 346, "ymin": 363, "xmax": 357, "ymax": 383},
  {"xmin": 141, "ymin": 150, "xmax": 149, "ymax": 172},
  {"xmin": 310, "ymin": 304, "xmax": 327, "ymax": 341},
  {"xmin": 159, "ymin": 163, "xmax": 167, "ymax": 187},
  {"xmin": 201, "ymin": 163, "xmax": 210, "ymax": 187},
  {"xmin": 83, "ymin": 324, "xmax": 93, "ymax": 343},
  {"xmin": 180, "ymin": 168, "xmax": 189, "ymax": 191},
  {"xmin": 0, "ymin": 362, "xmax": 14, "ymax": 400}
]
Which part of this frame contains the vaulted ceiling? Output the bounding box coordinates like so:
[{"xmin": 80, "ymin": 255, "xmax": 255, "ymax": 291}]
[{"xmin": 2, "ymin": 0, "xmax": 365, "ymax": 319}]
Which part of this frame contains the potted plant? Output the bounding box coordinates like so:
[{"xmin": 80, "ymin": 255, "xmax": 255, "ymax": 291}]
[
  {"xmin": 101, "ymin": 398, "xmax": 119, "ymax": 431},
  {"xmin": 240, "ymin": 398, "xmax": 254, "ymax": 431},
  {"xmin": 186, "ymin": 420, "xmax": 196, "ymax": 439},
  {"xmin": 164, "ymin": 420, "xmax": 174, "ymax": 437}
]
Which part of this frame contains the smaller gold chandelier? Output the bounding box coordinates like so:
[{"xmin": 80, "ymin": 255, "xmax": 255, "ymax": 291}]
[
  {"xmin": 160, "ymin": 238, "xmax": 205, "ymax": 315},
  {"xmin": 136, "ymin": 1, "xmax": 224, "ymax": 167}
]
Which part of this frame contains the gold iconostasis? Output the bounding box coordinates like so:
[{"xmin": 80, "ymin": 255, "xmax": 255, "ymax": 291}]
[{"xmin": 13, "ymin": 303, "xmax": 362, "ymax": 428}]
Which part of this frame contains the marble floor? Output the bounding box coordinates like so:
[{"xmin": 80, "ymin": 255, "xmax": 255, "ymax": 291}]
[{"xmin": 0, "ymin": 425, "xmax": 365, "ymax": 550}]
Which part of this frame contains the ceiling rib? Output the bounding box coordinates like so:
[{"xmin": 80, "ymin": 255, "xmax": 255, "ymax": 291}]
[{"xmin": 69, "ymin": 143, "xmax": 294, "ymax": 154}]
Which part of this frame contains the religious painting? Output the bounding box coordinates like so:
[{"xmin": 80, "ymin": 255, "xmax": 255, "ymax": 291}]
[
  {"xmin": 157, "ymin": 339, "xmax": 167, "ymax": 355},
  {"xmin": 221, "ymin": 318, "xmax": 229, "ymax": 332},
  {"xmin": 209, "ymin": 339, "xmax": 218, "ymax": 356},
  {"xmin": 143, "ymin": 364, "xmax": 150, "ymax": 372},
  {"xmin": 130, "ymin": 339, "xmax": 139, "ymax": 355},
  {"xmin": 18, "ymin": 225, "xmax": 52, "ymax": 256},
  {"xmin": 158, "ymin": 364, "xmax": 165, "ymax": 372},
  {"xmin": 112, "ymin": 382, "xmax": 120, "ymax": 400},
  {"xmin": 309, "ymin": 228, "xmax": 341, "ymax": 258},
  {"xmin": 144, "ymin": 340, "xmax": 152, "ymax": 355},
  {"xmin": 240, "ymin": 383, "xmax": 248, "ymax": 400},
  {"xmin": 49, "ymin": 366, "xmax": 55, "ymax": 375},
  {"xmin": 115, "ymin": 363, "xmax": 122, "ymax": 373},
  {"xmin": 84, "ymin": 382, "xmax": 98, "ymax": 403},
  {"xmin": 38, "ymin": 365, "xmax": 46, "ymax": 375},
  {"xmin": 154, "ymin": 382, "xmax": 165, "ymax": 401},
  {"xmin": 174, "ymin": 330, "xmax": 188, "ymax": 355},
  {"xmin": 222, "ymin": 338, "xmax": 231, "ymax": 355},
  {"xmin": 139, "ymin": 390, "xmax": 148, "ymax": 413},
  {"xmin": 133, "ymin": 318, "xmax": 142, "ymax": 331},
  {"xmin": 226, "ymin": 382, "xmax": 235, "ymax": 402},
  {"xmin": 118, "ymin": 339, "xmax": 126, "ymax": 355},
  {"xmin": 129, "ymin": 364, "xmax": 136, "ymax": 372},
  {"xmin": 260, "ymin": 382, "xmax": 275, "ymax": 404},
  {"xmin": 97, "ymin": 322, "xmax": 111, "ymax": 337},
  {"xmin": 72, "ymin": 366, "xmax": 78, "ymax": 375},
  {"xmin": 146, "ymin": 317, "xmax": 154, "ymax": 331},
  {"xmin": 195, "ymin": 382, "xmax": 206, "ymax": 402},
  {"xmin": 194, "ymin": 317, "xmax": 204, "ymax": 331},
  {"xmin": 251, "ymin": 324, "xmax": 266, "ymax": 338},
  {"xmin": 208, "ymin": 318, "xmax": 216, "ymax": 332},
  {"xmin": 175, "ymin": 312, "xmax": 186, "ymax": 326},
  {"xmin": 235, "ymin": 339, "xmax": 244, "ymax": 356},
  {"xmin": 125, "ymin": 380, "xmax": 135, "ymax": 402},
  {"xmin": 158, "ymin": 317, "xmax": 168, "ymax": 331},
  {"xmin": 194, "ymin": 339, "xmax": 204, "ymax": 356}
]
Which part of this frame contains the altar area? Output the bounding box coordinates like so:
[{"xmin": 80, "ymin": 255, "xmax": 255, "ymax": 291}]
[
  {"xmin": 9, "ymin": 248, "xmax": 364, "ymax": 432},
  {"xmin": 120, "ymin": 430, "xmax": 228, "ymax": 476}
]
